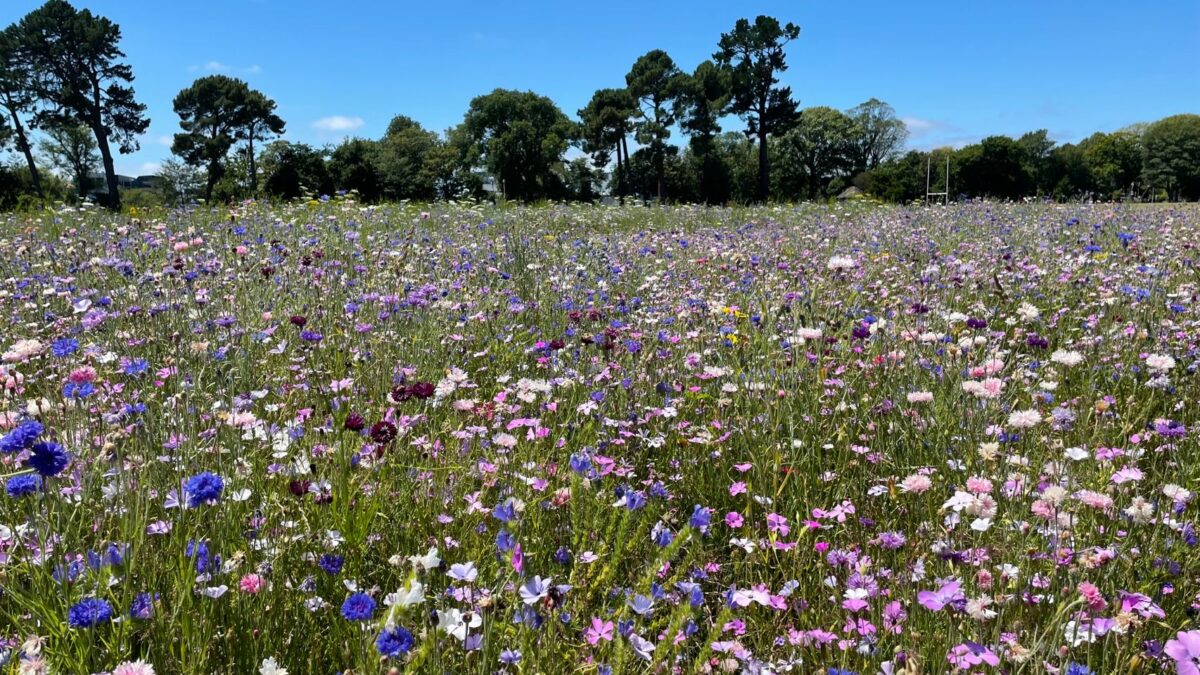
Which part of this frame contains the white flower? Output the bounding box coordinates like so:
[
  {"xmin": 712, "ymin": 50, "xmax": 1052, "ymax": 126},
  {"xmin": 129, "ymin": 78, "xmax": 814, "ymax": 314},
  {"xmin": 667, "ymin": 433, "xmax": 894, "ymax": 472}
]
[
  {"xmin": 1007, "ymin": 409, "xmax": 1042, "ymax": 429},
  {"xmin": 259, "ymin": 657, "xmax": 288, "ymax": 675},
  {"xmin": 1124, "ymin": 496, "xmax": 1154, "ymax": 524},
  {"xmin": 1064, "ymin": 446, "xmax": 1089, "ymax": 461},
  {"xmin": 3, "ymin": 339, "xmax": 43, "ymax": 363},
  {"xmin": 1050, "ymin": 349, "xmax": 1083, "ymax": 367},
  {"xmin": 1145, "ymin": 354, "xmax": 1176, "ymax": 371},
  {"xmin": 385, "ymin": 579, "xmax": 425, "ymax": 609},
  {"xmin": 826, "ymin": 255, "xmax": 855, "ymax": 271},
  {"xmin": 1016, "ymin": 302, "xmax": 1040, "ymax": 321},
  {"xmin": 1163, "ymin": 484, "xmax": 1193, "ymax": 503},
  {"xmin": 437, "ymin": 608, "xmax": 481, "ymax": 641}
]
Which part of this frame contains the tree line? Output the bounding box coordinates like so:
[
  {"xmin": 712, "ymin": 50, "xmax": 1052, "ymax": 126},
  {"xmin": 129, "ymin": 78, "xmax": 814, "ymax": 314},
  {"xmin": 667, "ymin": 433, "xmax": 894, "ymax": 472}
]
[{"xmin": 2, "ymin": 2, "xmax": 1198, "ymax": 210}]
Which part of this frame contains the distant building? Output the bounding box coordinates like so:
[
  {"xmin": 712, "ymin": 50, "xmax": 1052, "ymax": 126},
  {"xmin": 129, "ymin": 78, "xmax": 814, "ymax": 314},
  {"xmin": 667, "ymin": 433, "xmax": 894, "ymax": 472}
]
[{"xmin": 87, "ymin": 173, "xmax": 160, "ymax": 196}]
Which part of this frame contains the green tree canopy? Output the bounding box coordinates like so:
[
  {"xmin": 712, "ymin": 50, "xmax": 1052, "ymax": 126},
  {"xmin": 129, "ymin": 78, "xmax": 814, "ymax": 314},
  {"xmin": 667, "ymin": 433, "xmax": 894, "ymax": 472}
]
[
  {"xmin": 1141, "ymin": 114, "xmax": 1200, "ymax": 200},
  {"xmin": 847, "ymin": 98, "xmax": 907, "ymax": 174},
  {"xmin": 955, "ymin": 136, "xmax": 1033, "ymax": 200},
  {"xmin": 16, "ymin": 0, "xmax": 149, "ymax": 209},
  {"xmin": 457, "ymin": 89, "xmax": 575, "ymax": 201},
  {"xmin": 172, "ymin": 75, "xmax": 283, "ymax": 201},
  {"xmin": 625, "ymin": 50, "xmax": 686, "ymax": 201},
  {"xmin": 715, "ymin": 15, "xmax": 801, "ymax": 202},
  {"xmin": 775, "ymin": 106, "xmax": 857, "ymax": 200},
  {"xmin": 578, "ymin": 87, "xmax": 636, "ymax": 203},
  {"xmin": 38, "ymin": 122, "xmax": 97, "ymax": 198}
]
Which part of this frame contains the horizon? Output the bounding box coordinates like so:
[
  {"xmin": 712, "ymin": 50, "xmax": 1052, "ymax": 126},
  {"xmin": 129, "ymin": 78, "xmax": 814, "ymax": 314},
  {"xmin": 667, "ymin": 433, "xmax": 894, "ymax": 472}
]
[{"xmin": 2, "ymin": 0, "xmax": 1198, "ymax": 177}]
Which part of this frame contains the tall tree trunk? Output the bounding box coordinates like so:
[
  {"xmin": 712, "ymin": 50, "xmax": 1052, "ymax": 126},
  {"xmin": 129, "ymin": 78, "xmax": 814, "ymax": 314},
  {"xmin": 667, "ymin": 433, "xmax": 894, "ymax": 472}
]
[
  {"xmin": 205, "ymin": 159, "xmax": 223, "ymax": 202},
  {"xmin": 94, "ymin": 125, "xmax": 120, "ymax": 210},
  {"xmin": 757, "ymin": 131, "xmax": 769, "ymax": 203},
  {"xmin": 614, "ymin": 140, "xmax": 624, "ymax": 206},
  {"xmin": 620, "ymin": 136, "xmax": 631, "ymax": 203},
  {"xmin": 248, "ymin": 134, "xmax": 257, "ymax": 194},
  {"xmin": 5, "ymin": 107, "xmax": 42, "ymax": 197}
]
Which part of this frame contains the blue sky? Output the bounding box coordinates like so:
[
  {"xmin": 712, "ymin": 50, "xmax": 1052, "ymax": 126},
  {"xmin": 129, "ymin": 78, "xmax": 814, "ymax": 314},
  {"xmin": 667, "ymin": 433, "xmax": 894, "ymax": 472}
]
[{"xmin": 4, "ymin": 0, "xmax": 1198, "ymax": 176}]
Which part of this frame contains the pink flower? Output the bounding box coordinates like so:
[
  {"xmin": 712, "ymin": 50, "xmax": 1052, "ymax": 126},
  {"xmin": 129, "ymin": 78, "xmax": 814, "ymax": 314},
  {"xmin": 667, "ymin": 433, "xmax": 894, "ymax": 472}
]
[
  {"xmin": 239, "ymin": 573, "xmax": 269, "ymax": 594},
  {"xmin": 899, "ymin": 474, "xmax": 932, "ymax": 494},
  {"xmin": 725, "ymin": 512, "xmax": 744, "ymax": 528},
  {"xmin": 585, "ymin": 617, "xmax": 614, "ymax": 645},
  {"xmin": 1166, "ymin": 630, "xmax": 1200, "ymax": 675},
  {"xmin": 1077, "ymin": 581, "xmax": 1107, "ymax": 612},
  {"xmin": 729, "ymin": 482, "xmax": 747, "ymax": 496},
  {"xmin": 113, "ymin": 661, "xmax": 156, "ymax": 675}
]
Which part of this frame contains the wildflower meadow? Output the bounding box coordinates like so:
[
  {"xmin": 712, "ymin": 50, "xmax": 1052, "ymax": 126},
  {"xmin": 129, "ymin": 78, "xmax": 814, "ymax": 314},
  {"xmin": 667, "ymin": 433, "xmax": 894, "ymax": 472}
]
[{"xmin": 1, "ymin": 200, "xmax": 1199, "ymax": 675}]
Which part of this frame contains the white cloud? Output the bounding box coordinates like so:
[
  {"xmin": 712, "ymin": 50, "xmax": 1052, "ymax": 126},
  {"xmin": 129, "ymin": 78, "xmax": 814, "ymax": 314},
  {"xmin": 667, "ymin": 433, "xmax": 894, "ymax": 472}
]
[
  {"xmin": 156, "ymin": 135, "xmax": 173, "ymax": 146},
  {"xmin": 312, "ymin": 116, "xmax": 364, "ymax": 132},
  {"xmin": 901, "ymin": 116, "xmax": 937, "ymax": 134},
  {"xmin": 137, "ymin": 162, "xmax": 161, "ymax": 175},
  {"xmin": 187, "ymin": 62, "xmax": 262, "ymax": 76}
]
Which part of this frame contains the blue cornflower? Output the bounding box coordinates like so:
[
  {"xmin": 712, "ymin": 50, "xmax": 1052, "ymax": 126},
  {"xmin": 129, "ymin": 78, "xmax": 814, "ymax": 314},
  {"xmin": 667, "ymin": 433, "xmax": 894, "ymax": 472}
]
[
  {"xmin": 28, "ymin": 441, "xmax": 69, "ymax": 477},
  {"xmin": 62, "ymin": 381, "xmax": 95, "ymax": 399},
  {"xmin": 184, "ymin": 472, "xmax": 224, "ymax": 507},
  {"xmin": 341, "ymin": 592, "xmax": 376, "ymax": 621},
  {"xmin": 67, "ymin": 597, "xmax": 113, "ymax": 628},
  {"xmin": 1066, "ymin": 664, "xmax": 1092, "ymax": 675},
  {"xmin": 376, "ymin": 626, "xmax": 414, "ymax": 657},
  {"xmin": 52, "ymin": 338, "xmax": 79, "ymax": 357},
  {"xmin": 299, "ymin": 330, "xmax": 323, "ymax": 343},
  {"xmin": 499, "ymin": 649, "xmax": 522, "ymax": 664},
  {"xmin": 0, "ymin": 419, "xmax": 43, "ymax": 453},
  {"xmin": 123, "ymin": 359, "xmax": 150, "ymax": 376},
  {"xmin": 5, "ymin": 474, "xmax": 41, "ymax": 497},
  {"xmin": 318, "ymin": 554, "xmax": 344, "ymax": 575},
  {"xmin": 689, "ymin": 505, "xmax": 711, "ymax": 529}
]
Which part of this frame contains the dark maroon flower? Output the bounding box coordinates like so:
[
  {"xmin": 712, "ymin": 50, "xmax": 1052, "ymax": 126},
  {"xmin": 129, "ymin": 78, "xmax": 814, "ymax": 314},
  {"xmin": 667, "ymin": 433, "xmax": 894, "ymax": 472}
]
[
  {"xmin": 852, "ymin": 324, "xmax": 872, "ymax": 340},
  {"xmin": 370, "ymin": 421, "xmax": 397, "ymax": 445},
  {"xmin": 288, "ymin": 479, "xmax": 311, "ymax": 496},
  {"xmin": 549, "ymin": 339, "xmax": 566, "ymax": 351},
  {"xmin": 343, "ymin": 412, "xmax": 366, "ymax": 432},
  {"xmin": 409, "ymin": 382, "xmax": 435, "ymax": 399},
  {"xmin": 966, "ymin": 317, "xmax": 988, "ymax": 330},
  {"xmin": 289, "ymin": 315, "xmax": 308, "ymax": 328},
  {"xmin": 260, "ymin": 266, "xmax": 274, "ymax": 278},
  {"xmin": 390, "ymin": 386, "xmax": 412, "ymax": 403}
]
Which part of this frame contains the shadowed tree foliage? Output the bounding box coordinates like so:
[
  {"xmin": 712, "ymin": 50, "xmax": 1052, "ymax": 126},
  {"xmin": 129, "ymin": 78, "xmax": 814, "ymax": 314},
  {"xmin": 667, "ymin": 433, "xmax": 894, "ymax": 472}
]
[
  {"xmin": 172, "ymin": 75, "xmax": 283, "ymax": 201},
  {"xmin": 1140, "ymin": 114, "xmax": 1200, "ymax": 201},
  {"xmin": 625, "ymin": 50, "xmax": 686, "ymax": 202},
  {"xmin": 16, "ymin": 0, "xmax": 149, "ymax": 210},
  {"xmin": 328, "ymin": 138, "xmax": 382, "ymax": 202},
  {"xmin": 579, "ymin": 88, "xmax": 636, "ymax": 204},
  {"xmin": 241, "ymin": 90, "xmax": 285, "ymax": 194},
  {"xmin": 457, "ymin": 88, "xmax": 575, "ymax": 201},
  {"xmin": 374, "ymin": 115, "xmax": 442, "ymax": 201},
  {"xmin": 678, "ymin": 60, "xmax": 732, "ymax": 204},
  {"xmin": 715, "ymin": 15, "xmax": 801, "ymax": 202},
  {"xmin": 0, "ymin": 26, "xmax": 42, "ymax": 197},
  {"xmin": 260, "ymin": 141, "xmax": 332, "ymax": 200},
  {"xmin": 38, "ymin": 122, "xmax": 97, "ymax": 198},
  {"xmin": 955, "ymin": 136, "xmax": 1032, "ymax": 200},
  {"xmin": 775, "ymin": 106, "xmax": 857, "ymax": 199},
  {"xmin": 847, "ymin": 98, "xmax": 907, "ymax": 175}
]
